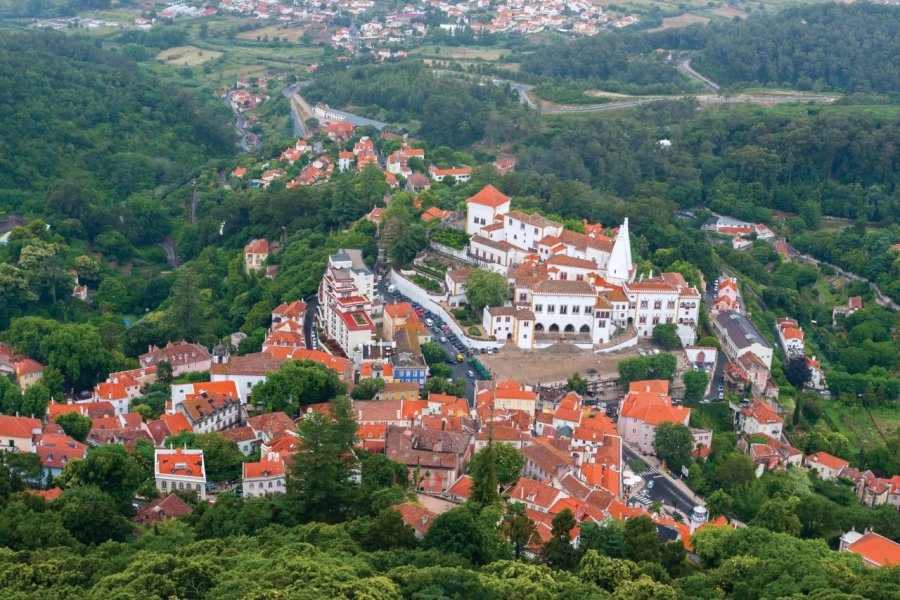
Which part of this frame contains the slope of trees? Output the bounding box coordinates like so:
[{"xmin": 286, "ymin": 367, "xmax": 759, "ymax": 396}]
[
  {"xmin": 690, "ymin": 4, "xmax": 900, "ymax": 94},
  {"xmin": 0, "ymin": 31, "xmax": 233, "ymax": 212},
  {"xmin": 518, "ymin": 4, "xmax": 900, "ymax": 96},
  {"xmin": 303, "ymin": 61, "xmax": 537, "ymax": 147}
]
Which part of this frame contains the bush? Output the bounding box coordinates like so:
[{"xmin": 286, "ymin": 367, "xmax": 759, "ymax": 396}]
[{"xmin": 467, "ymin": 326, "xmax": 481, "ymax": 336}]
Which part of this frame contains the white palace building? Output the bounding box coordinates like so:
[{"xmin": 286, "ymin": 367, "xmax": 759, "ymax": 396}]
[{"xmin": 465, "ymin": 185, "xmax": 700, "ymax": 350}]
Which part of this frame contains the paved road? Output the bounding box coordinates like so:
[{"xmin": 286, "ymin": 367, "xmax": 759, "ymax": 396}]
[
  {"xmin": 375, "ymin": 279, "xmax": 478, "ymax": 403},
  {"xmin": 676, "ymin": 56, "xmax": 720, "ymax": 93},
  {"xmin": 158, "ymin": 238, "xmax": 180, "ymax": 268},
  {"xmin": 624, "ymin": 446, "xmax": 705, "ymax": 516},
  {"xmin": 303, "ymin": 293, "xmax": 319, "ymax": 350},
  {"xmin": 282, "ymin": 81, "xmax": 311, "ymax": 138}
]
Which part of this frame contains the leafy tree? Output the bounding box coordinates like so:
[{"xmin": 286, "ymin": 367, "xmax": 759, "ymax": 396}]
[
  {"xmin": 543, "ymin": 509, "xmax": 578, "ymax": 570},
  {"xmin": 20, "ymin": 383, "xmax": 51, "ymax": 418},
  {"xmin": 682, "ymin": 369, "xmax": 708, "ymax": 402},
  {"xmin": 785, "ymin": 355, "xmax": 812, "ymax": 389},
  {"xmin": 469, "ymin": 442, "xmax": 500, "ymax": 508},
  {"xmin": 579, "ymin": 519, "xmax": 627, "ymax": 559},
  {"xmin": 251, "ymin": 360, "xmax": 347, "ymax": 416},
  {"xmin": 465, "ymin": 269, "xmax": 510, "ymax": 313},
  {"xmin": 421, "ymin": 341, "xmax": 448, "ymax": 366},
  {"xmin": 706, "ymin": 490, "xmax": 733, "ymax": 519},
  {"xmin": 59, "ymin": 485, "xmax": 132, "ymax": 545},
  {"xmin": 652, "ymin": 323, "xmax": 681, "ymax": 350},
  {"xmin": 468, "ymin": 442, "xmax": 524, "ymax": 486},
  {"xmin": 286, "ymin": 396, "xmax": 358, "ymax": 524},
  {"xmin": 578, "ymin": 550, "xmax": 639, "ymax": 591},
  {"xmin": 59, "ymin": 444, "xmax": 144, "ymax": 513},
  {"xmin": 501, "ymin": 502, "xmax": 537, "ymax": 560},
  {"xmin": 660, "ymin": 542, "xmax": 690, "ymax": 578},
  {"xmin": 652, "ymin": 422, "xmax": 694, "ymax": 473},
  {"xmin": 423, "ymin": 504, "xmax": 510, "ymax": 565},
  {"xmin": 567, "ymin": 373, "xmax": 588, "ymax": 395},
  {"xmin": 751, "ymin": 496, "xmax": 802, "ymax": 536},
  {"xmin": 351, "ymin": 377, "xmax": 385, "ymax": 400},
  {"xmin": 360, "ymin": 508, "xmax": 418, "ymax": 551},
  {"xmin": 73, "ymin": 255, "xmax": 101, "ymax": 283},
  {"xmin": 714, "ymin": 454, "xmax": 756, "ymax": 493},
  {"xmin": 54, "ymin": 412, "xmax": 92, "ymax": 443},
  {"xmin": 624, "ymin": 516, "xmax": 661, "ymax": 564},
  {"xmin": 157, "ymin": 360, "xmax": 173, "ymax": 384}
]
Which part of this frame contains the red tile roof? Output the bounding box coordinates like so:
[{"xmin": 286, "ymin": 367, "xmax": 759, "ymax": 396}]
[
  {"xmin": 247, "ymin": 412, "xmax": 296, "ymax": 440},
  {"xmin": 509, "ymin": 477, "xmax": 562, "ymax": 510},
  {"xmin": 467, "ymin": 184, "xmax": 510, "ymax": 208},
  {"xmin": 134, "ymin": 494, "xmax": 193, "ymax": 525},
  {"xmin": 846, "ymin": 531, "xmax": 900, "ymax": 567},
  {"xmin": 807, "ymin": 451, "xmax": 850, "ymax": 472},
  {"xmin": 0, "ymin": 415, "xmax": 41, "ymax": 438},
  {"xmin": 243, "ymin": 457, "xmax": 286, "ymax": 479},
  {"xmin": 156, "ymin": 448, "xmax": 205, "ymax": 480},
  {"xmin": 244, "ymin": 239, "xmax": 269, "ymax": 254},
  {"xmin": 394, "ymin": 502, "xmax": 436, "ymax": 535}
]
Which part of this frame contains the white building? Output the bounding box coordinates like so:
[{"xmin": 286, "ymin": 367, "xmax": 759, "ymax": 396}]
[
  {"xmin": 775, "ymin": 318, "xmax": 805, "ymax": 356},
  {"xmin": 242, "ymin": 453, "xmax": 286, "ymax": 498},
  {"xmin": 466, "ymin": 184, "xmax": 511, "ymax": 236},
  {"xmin": 317, "ymin": 248, "xmax": 376, "ymax": 354},
  {"xmin": 714, "ymin": 311, "xmax": 773, "ymax": 369},
  {"xmin": 155, "ymin": 448, "xmax": 207, "ymax": 500},
  {"xmin": 736, "ymin": 398, "xmax": 783, "ymax": 439},
  {"xmin": 482, "ymin": 306, "xmax": 535, "ymax": 347},
  {"xmin": 179, "ymin": 390, "xmax": 241, "ymax": 434}
]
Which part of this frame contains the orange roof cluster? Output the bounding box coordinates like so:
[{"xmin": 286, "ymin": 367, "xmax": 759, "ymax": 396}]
[
  {"xmin": 620, "ymin": 380, "xmax": 689, "ymax": 427},
  {"xmin": 742, "ymin": 398, "xmax": 783, "ymax": 425},
  {"xmin": 844, "ymin": 531, "xmax": 900, "ymax": 567}
]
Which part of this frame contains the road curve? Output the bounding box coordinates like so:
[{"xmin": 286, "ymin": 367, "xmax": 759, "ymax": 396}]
[{"xmin": 676, "ymin": 56, "xmax": 720, "ymax": 93}]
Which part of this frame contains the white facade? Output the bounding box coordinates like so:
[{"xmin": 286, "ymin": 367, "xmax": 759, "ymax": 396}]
[
  {"xmin": 317, "ymin": 249, "xmax": 376, "ymax": 354},
  {"xmin": 155, "ymin": 449, "xmax": 207, "ymax": 500}
]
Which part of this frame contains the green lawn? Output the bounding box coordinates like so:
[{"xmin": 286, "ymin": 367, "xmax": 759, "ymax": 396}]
[{"xmin": 820, "ymin": 402, "xmax": 899, "ymax": 454}]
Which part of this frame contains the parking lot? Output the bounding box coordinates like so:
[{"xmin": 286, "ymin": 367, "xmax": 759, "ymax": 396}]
[
  {"xmin": 380, "ymin": 282, "xmax": 481, "ymax": 401},
  {"xmin": 479, "ymin": 343, "xmax": 643, "ymax": 388}
]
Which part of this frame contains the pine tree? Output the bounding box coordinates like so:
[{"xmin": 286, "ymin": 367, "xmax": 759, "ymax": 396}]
[
  {"xmin": 167, "ymin": 269, "xmax": 202, "ymax": 341},
  {"xmin": 470, "ymin": 441, "xmax": 500, "ymax": 509}
]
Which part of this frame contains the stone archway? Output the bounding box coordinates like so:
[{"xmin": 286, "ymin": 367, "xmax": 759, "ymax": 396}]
[
  {"xmin": 580, "ymin": 324, "xmax": 590, "ymax": 333},
  {"xmin": 564, "ymin": 324, "xmax": 575, "ymax": 333},
  {"xmin": 549, "ymin": 324, "xmax": 560, "ymax": 333}
]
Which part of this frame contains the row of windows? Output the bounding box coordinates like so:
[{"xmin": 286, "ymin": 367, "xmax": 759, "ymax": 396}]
[
  {"xmin": 639, "ymin": 300, "xmax": 677, "ymax": 310},
  {"xmin": 638, "ymin": 316, "xmax": 674, "ymax": 325},
  {"xmin": 161, "ymin": 481, "xmax": 201, "ymax": 491},
  {"xmin": 247, "ymin": 480, "xmax": 284, "ymax": 490},
  {"xmin": 534, "ymin": 304, "xmax": 593, "ymax": 315}
]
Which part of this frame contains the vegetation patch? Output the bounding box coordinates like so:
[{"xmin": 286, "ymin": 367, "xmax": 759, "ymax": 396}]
[{"xmin": 156, "ymin": 45, "xmax": 222, "ymax": 66}]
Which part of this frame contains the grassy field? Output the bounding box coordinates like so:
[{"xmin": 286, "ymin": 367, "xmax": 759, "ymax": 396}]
[
  {"xmin": 708, "ymin": 6, "xmax": 748, "ymax": 19},
  {"xmin": 648, "ymin": 13, "xmax": 710, "ymax": 31},
  {"xmin": 412, "ymin": 45, "xmax": 507, "ymax": 61},
  {"xmin": 235, "ymin": 24, "xmax": 310, "ymax": 42},
  {"xmin": 821, "ymin": 402, "xmax": 899, "ymax": 454},
  {"xmin": 156, "ymin": 46, "xmax": 222, "ymax": 66}
]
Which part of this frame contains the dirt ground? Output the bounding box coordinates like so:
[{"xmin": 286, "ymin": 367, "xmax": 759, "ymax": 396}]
[
  {"xmin": 647, "ymin": 13, "xmax": 710, "ymax": 31},
  {"xmin": 479, "ymin": 342, "xmax": 643, "ymax": 387},
  {"xmin": 417, "ymin": 493, "xmax": 457, "ymax": 514}
]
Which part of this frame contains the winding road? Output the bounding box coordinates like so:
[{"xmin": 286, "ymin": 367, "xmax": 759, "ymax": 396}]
[{"xmin": 484, "ymin": 57, "xmax": 837, "ymax": 114}]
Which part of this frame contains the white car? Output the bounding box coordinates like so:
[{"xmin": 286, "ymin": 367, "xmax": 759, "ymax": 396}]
[{"xmin": 647, "ymin": 481, "xmax": 654, "ymax": 489}]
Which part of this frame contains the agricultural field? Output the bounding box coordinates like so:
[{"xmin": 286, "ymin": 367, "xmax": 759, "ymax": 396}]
[
  {"xmin": 821, "ymin": 402, "xmax": 900, "ymax": 455},
  {"xmin": 647, "ymin": 13, "xmax": 710, "ymax": 31},
  {"xmin": 235, "ymin": 24, "xmax": 311, "ymax": 43},
  {"xmin": 156, "ymin": 45, "xmax": 222, "ymax": 66},
  {"xmin": 411, "ymin": 45, "xmax": 508, "ymax": 61}
]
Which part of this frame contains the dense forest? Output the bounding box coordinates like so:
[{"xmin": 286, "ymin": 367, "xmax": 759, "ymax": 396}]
[
  {"xmin": 0, "ymin": 0, "xmax": 123, "ymax": 17},
  {"xmin": 0, "ymin": 31, "xmax": 234, "ymax": 211},
  {"xmin": 519, "ymin": 4, "xmax": 900, "ymax": 96},
  {"xmin": 303, "ymin": 62, "xmax": 537, "ymax": 148}
]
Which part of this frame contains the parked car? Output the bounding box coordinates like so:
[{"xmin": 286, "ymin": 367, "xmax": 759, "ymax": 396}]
[
  {"xmin": 638, "ymin": 348, "xmax": 646, "ymax": 356},
  {"xmin": 439, "ymin": 336, "xmax": 447, "ymax": 343},
  {"xmin": 465, "ymin": 370, "xmax": 476, "ymax": 378},
  {"xmin": 586, "ymin": 367, "xmax": 598, "ymax": 375}
]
